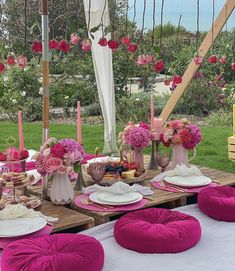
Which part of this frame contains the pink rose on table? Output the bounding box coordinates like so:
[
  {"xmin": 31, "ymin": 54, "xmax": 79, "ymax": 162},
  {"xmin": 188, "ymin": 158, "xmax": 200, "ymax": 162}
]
[
  {"xmin": 139, "ymin": 122, "xmax": 150, "ymax": 130},
  {"xmin": 45, "ymin": 157, "xmax": 63, "ymax": 173},
  {"xmin": 168, "ymin": 120, "xmax": 184, "ymax": 130},
  {"xmin": 6, "ymin": 147, "xmax": 20, "ymax": 161},
  {"xmin": 20, "ymin": 149, "xmax": 29, "ymax": 159},
  {"xmin": 0, "ymin": 152, "xmax": 6, "ymax": 161},
  {"xmin": 50, "ymin": 143, "xmax": 65, "ymax": 159},
  {"xmin": 179, "ymin": 129, "xmax": 192, "ymax": 143}
]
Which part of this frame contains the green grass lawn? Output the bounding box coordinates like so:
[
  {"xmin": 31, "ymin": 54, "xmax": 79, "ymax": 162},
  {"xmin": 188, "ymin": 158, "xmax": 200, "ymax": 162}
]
[{"xmin": 0, "ymin": 121, "xmax": 234, "ymax": 173}]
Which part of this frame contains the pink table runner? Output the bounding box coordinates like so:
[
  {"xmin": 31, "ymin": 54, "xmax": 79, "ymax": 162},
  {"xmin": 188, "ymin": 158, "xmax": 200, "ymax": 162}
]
[
  {"xmin": 74, "ymin": 194, "xmax": 148, "ymax": 212},
  {"xmin": 0, "ymin": 225, "xmax": 52, "ymax": 249},
  {"xmin": 152, "ymin": 181, "xmax": 218, "ymax": 193}
]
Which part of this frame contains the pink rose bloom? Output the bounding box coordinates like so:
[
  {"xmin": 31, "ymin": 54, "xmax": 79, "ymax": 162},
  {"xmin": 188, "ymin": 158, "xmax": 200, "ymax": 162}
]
[
  {"xmin": 6, "ymin": 147, "xmax": 20, "ymax": 161},
  {"xmin": 194, "ymin": 55, "xmax": 203, "ymax": 65},
  {"xmin": 179, "ymin": 129, "xmax": 192, "ymax": 143},
  {"xmin": 70, "ymin": 33, "xmax": 80, "ymax": 45},
  {"xmin": 171, "ymin": 133, "xmax": 182, "ymax": 144},
  {"xmin": 45, "ymin": 157, "xmax": 63, "ymax": 173},
  {"xmin": 17, "ymin": 55, "xmax": 27, "ymax": 69},
  {"xmin": 137, "ymin": 55, "xmax": 153, "ymax": 65},
  {"xmin": 122, "ymin": 37, "xmax": 131, "ymax": 46},
  {"xmin": 36, "ymin": 154, "xmax": 47, "ymax": 176},
  {"xmin": 81, "ymin": 39, "xmax": 92, "ymax": 52},
  {"xmin": 139, "ymin": 122, "xmax": 150, "ymax": 130},
  {"xmin": 168, "ymin": 120, "xmax": 185, "ymax": 130},
  {"xmin": 50, "ymin": 143, "xmax": 65, "ymax": 159}
]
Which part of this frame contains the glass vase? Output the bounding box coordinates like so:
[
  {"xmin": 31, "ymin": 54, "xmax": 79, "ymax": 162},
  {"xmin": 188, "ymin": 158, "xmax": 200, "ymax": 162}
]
[
  {"xmin": 50, "ymin": 173, "xmax": 74, "ymax": 205},
  {"xmin": 131, "ymin": 149, "xmax": 144, "ymax": 170}
]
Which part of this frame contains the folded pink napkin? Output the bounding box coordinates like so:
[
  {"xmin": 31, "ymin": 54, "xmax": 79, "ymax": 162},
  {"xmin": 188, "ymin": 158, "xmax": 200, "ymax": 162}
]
[
  {"xmin": 152, "ymin": 181, "xmax": 218, "ymax": 193},
  {"xmin": 74, "ymin": 194, "xmax": 147, "ymax": 212},
  {"xmin": 0, "ymin": 225, "xmax": 52, "ymax": 249}
]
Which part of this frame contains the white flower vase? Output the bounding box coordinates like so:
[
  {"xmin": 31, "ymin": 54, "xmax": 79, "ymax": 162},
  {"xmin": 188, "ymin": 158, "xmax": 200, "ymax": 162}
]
[{"xmin": 50, "ymin": 173, "xmax": 74, "ymax": 205}]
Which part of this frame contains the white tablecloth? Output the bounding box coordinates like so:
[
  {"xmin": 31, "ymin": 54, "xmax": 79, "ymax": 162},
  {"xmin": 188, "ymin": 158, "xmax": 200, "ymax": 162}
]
[{"xmin": 82, "ymin": 204, "xmax": 235, "ymax": 271}]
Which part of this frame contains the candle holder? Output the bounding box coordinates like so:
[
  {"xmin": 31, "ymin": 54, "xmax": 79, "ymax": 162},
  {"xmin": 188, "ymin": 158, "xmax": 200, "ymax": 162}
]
[
  {"xmin": 148, "ymin": 140, "xmax": 160, "ymax": 170},
  {"xmin": 74, "ymin": 163, "xmax": 86, "ymax": 191},
  {"xmin": 42, "ymin": 175, "xmax": 49, "ymax": 200}
]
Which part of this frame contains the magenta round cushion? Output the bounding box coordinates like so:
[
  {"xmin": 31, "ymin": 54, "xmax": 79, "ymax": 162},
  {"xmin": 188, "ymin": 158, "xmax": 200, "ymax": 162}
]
[
  {"xmin": 198, "ymin": 186, "xmax": 235, "ymax": 221},
  {"xmin": 114, "ymin": 208, "xmax": 201, "ymax": 253},
  {"xmin": 1, "ymin": 233, "xmax": 104, "ymax": 271}
]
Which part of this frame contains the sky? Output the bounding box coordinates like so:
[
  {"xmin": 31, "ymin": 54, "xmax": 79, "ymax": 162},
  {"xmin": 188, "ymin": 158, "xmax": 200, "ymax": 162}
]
[{"xmin": 128, "ymin": 0, "xmax": 235, "ymax": 32}]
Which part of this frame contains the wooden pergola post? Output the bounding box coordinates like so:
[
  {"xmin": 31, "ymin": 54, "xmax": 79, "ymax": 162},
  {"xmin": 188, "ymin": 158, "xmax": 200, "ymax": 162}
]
[
  {"xmin": 41, "ymin": 0, "xmax": 49, "ymax": 199},
  {"xmin": 160, "ymin": 0, "xmax": 235, "ymax": 121}
]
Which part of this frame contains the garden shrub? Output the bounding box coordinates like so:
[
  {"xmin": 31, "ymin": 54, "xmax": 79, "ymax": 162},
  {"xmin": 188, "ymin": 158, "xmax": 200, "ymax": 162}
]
[
  {"xmin": 205, "ymin": 109, "xmax": 232, "ymax": 127},
  {"xmin": 0, "ymin": 65, "xmax": 42, "ymax": 121},
  {"xmin": 175, "ymin": 79, "xmax": 233, "ymax": 116},
  {"xmin": 116, "ymin": 92, "xmax": 170, "ymax": 123}
]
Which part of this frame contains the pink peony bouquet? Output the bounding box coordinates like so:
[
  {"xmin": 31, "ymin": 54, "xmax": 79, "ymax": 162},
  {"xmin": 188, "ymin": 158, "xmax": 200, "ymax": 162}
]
[
  {"xmin": 33, "ymin": 138, "xmax": 84, "ymax": 176},
  {"xmin": 160, "ymin": 119, "xmax": 202, "ymax": 149},
  {"xmin": 119, "ymin": 122, "xmax": 152, "ymax": 150}
]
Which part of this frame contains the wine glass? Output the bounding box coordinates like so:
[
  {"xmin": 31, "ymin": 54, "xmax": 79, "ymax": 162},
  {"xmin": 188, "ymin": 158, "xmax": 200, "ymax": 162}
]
[
  {"xmin": 157, "ymin": 151, "xmax": 171, "ymax": 172},
  {"xmin": 87, "ymin": 162, "xmax": 107, "ymax": 184}
]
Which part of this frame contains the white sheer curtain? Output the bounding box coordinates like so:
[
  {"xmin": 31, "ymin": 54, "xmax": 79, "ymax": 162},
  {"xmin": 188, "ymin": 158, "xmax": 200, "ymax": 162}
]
[{"xmin": 83, "ymin": 0, "xmax": 118, "ymax": 155}]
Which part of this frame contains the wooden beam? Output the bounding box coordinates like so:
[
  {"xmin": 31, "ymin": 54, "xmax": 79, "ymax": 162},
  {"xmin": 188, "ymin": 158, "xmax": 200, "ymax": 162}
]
[{"xmin": 160, "ymin": 0, "xmax": 235, "ymax": 121}]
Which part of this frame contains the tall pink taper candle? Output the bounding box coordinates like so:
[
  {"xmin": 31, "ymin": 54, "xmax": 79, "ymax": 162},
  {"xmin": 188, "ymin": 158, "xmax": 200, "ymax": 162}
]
[
  {"xmin": 77, "ymin": 101, "xmax": 82, "ymax": 144},
  {"xmin": 18, "ymin": 111, "xmax": 24, "ymax": 151},
  {"xmin": 150, "ymin": 94, "xmax": 154, "ymax": 129}
]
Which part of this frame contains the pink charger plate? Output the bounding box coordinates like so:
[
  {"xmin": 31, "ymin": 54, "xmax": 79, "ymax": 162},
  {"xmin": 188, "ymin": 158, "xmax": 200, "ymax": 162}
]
[
  {"xmin": 0, "ymin": 225, "xmax": 52, "ymax": 249},
  {"xmin": 74, "ymin": 194, "xmax": 148, "ymax": 212}
]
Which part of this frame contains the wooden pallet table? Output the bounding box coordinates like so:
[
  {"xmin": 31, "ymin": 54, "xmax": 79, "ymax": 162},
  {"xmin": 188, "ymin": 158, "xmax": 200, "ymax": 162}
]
[
  {"xmin": 38, "ymin": 199, "xmax": 95, "ymax": 233},
  {"xmin": 28, "ymin": 155, "xmax": 235, "ymax": 225}
]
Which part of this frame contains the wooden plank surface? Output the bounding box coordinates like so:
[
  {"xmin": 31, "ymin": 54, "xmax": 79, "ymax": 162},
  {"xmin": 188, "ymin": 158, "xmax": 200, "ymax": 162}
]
[
  {"xmin": 28, "ymin": 155, "xmax": 235, "ymax": 225},
  {"xmin": 38, "ymin": 199, "xmax": 94, "ymax": 232}
]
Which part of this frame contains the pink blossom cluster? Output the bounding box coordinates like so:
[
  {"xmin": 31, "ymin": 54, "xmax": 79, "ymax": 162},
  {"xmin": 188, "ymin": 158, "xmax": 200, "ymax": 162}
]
[
  {"xmin": 160, "ymin": 119, "xmax": 202, "ymax": 150},
  {"xmin": 120, "ymin": 122, "xmax": 152, "ymax": 150},
  {"xmin": 0, "ymin": 147, "xmax": 29, "ymax": 161},
  {"xmin": 33, "ymin": 137, "xmax": 84, "ymax": 176}
]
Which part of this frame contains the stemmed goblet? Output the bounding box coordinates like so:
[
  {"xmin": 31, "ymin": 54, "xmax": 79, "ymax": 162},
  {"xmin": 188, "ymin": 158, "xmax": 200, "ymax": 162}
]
[{"xmin": 157, "ymin": 151, "xmax": 171, "ymax": 172}]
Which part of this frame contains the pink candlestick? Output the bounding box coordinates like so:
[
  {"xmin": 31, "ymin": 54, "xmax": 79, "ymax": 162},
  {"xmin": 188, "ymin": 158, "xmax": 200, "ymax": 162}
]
[
  {"xmin": 153, "ymin": 118, "xmax": 163, "ymax": 140},
  {"xmin": 77, "ymin": 101, "xmax": 82, "ymax": 144},
  {"xmin": 150, "ymin": 95, "xmax": 154, "ymax": 129},
  {"xmin": 18, "ymin": 111, "xmax": 25, "ymax": 151}
]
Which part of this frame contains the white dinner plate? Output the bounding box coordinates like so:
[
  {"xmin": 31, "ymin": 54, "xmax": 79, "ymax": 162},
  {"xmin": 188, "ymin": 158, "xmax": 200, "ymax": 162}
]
[
  {"xmin": 0, "ymin": 217, "xmax": 47, "ymax": 238},
  {"xmin": 89, "ymin": 192, "xmax": 143, "ymax": 206},
  {"xmin": 165, "ymin": 175, "xmax": 212, "ymax": 187}
]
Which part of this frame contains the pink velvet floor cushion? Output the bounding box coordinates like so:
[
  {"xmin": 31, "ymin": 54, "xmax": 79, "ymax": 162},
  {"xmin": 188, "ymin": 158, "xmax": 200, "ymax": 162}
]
[
  {"xmin": 114, "ymin": 208, "xmax": 201, "ymax": 253},
  {"xmin": 198, "ymin": 186, "xmax": 235, "ymax": 222},
  {"xmin": 1, "ymin": 233, "xmax": 104, "ymax": 271}
]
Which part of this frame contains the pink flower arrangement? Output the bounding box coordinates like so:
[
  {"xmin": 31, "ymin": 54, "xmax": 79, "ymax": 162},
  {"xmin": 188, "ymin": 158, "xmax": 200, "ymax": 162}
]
[
  {"xmin": 0, "ymin": 147, "xmax": 29, "ymax": 162},
  {"xmin": 34, "ymin": 138, "xmax": 84, "ymax": 176},
  {"xmin": 119, "ymin": 122, "xmax": 152, "ymax": 150},
  {"xmin": 160, "ymin": 119, "xmax": 202, "ymax": 149}
]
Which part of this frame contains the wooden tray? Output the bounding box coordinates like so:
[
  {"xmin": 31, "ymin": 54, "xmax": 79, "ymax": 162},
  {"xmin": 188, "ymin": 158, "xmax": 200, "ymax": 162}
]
[{"xmin": 99, "ymin": 173, "xmax": 147, "ymax": 185}]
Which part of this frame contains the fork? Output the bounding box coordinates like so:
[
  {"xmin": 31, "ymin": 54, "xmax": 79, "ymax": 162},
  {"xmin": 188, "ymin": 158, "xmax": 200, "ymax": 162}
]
[
  {"xmin": 159, "ymin": 181, "xmax": 188, "ymax": 193},
  {"xmin": 81, "ymin": 198, "xmax": 114, "ymax": 210}
]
